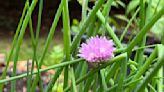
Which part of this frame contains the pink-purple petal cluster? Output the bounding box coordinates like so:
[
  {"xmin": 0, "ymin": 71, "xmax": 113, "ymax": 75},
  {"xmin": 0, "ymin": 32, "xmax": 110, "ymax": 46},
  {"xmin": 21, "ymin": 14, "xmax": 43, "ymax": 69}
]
[{"xmin": 79, "ymin": 36, "xmax": 115, "ymax": 62}]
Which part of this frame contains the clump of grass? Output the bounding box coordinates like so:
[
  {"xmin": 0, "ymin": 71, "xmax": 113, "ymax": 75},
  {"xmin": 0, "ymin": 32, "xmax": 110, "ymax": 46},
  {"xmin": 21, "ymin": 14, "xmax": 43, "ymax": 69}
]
[{"xmin": 0, "ymin": 0, "xmax": 163, "ymax": 92}]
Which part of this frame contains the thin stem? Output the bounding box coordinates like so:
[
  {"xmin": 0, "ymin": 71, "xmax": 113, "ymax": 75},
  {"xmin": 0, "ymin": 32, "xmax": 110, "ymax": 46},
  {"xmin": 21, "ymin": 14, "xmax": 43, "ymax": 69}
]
[
  {"xmin": 81, "ymin": 0, "xmax": 88, "ymax": 22},
  {"xmin": 77, "ymin": 62, "xmax": 88, "ymax": 92},
  {"xmin": 0, "ymin": 1, "xmax": 28, "ymax": 91},
  {"xmin": 31, "ymin": 0, "xmax": 64, "ymax": 90},
  {"xmin": 71, "ymin": 0, "xmax": 105, "ymax": 53},
  {"xmin": 96, "ymin": 10, "xmax": 123, "ymax": 48},
  {"xmin": 126, "ymin": 7, "xmax": 164, "ymax": 52},
  {"xmin": 135, "ymin": 45, "xmax": 164, "ymax": 92},
  {"xmin": 93, "ymin": 0, "xmax": 113, "ymax": 36},
  {"xmin": 83, "ymin": 74, "xmax": 94, "ymax": 92},
  {"xmin": 11, "ymin": 0, "xmax": 38, "ymax": 91},
  {"xmin": 62, "ymin": 0, "xmax": 71, "ymax": 89},
  {"xmin": 100, "ymin": 70, "xmax": 107, "ymax": 91},
  {"xmin": 116, "ymin": 54, "xmax": 127, "ymax": 92},
  {"xmin": 27, "ymin": 60, "xmax": 30, "ymax": 92},
  {"xmin": 45, "ymin": 67, "xmax": 63, "ymax": 92},
  {"xmin": 98, "ymin": 70, "xmax": 104, "ymax": 92},
  {"xmin": 120, "ymin": 8, "xmax": 140, "ymax": 41},
  {"xmin": 26, "ymin": 0, "xmax": 44, "ymax": 91},
  {"xmin": 134, "ymin": 0, "xmax": 146, "ymax": 69},
  {"xmin": 129, "ymin": 46, "xmax": 157, "ymax": 90},
  {"xmin": 64, "ymin": 53, "xmax": 127, "ymax": 91},
  {"xmin": 30, "ymin": 0, "xmax": 43, "ymax": 87},
  {"xmin": 106, "ymin": 78, "xmax": 143, "ymax": 91},
  {"xmin": 0, "ymin": 59, "xmax": 83, "ymax": 84},
  {"xmin": 70, "ymin": 67, "xmax": 77, "ymax": 92}
]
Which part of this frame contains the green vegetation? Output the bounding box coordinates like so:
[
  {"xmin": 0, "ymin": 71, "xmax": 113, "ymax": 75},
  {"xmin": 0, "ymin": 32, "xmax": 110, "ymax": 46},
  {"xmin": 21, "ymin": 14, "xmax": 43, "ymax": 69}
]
[{"xmin": 0, "ymin": 0, "xmax": 163, "ymax": 92}]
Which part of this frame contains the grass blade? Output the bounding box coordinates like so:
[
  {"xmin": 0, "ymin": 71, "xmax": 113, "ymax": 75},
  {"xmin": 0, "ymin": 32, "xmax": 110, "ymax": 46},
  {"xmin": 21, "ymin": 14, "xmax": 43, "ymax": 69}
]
[
  {"xmin": 11, "ymin": 0, "xmax": 38, "ymax": 91},
  {"xmin": 135, "ymin": 45, "xmax": 164, "ymax": 92},
  {"xmin": 126, "ymin": 7, "xmax": 164, "ymax": 52}
]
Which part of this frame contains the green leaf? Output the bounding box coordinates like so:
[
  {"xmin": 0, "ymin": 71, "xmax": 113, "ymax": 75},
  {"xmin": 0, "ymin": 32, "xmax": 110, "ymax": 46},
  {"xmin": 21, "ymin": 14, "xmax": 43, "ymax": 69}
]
[
  {"xmin": 126, "ymin": 0, "xmax": 139, "ymax": 14},
  {"xmin": 114, "ymin": 14, "xmax": 129, "ymax": 22},
  {"xmin": 151, "ymin": 16, "xmax": 164, "ymax": 39}
]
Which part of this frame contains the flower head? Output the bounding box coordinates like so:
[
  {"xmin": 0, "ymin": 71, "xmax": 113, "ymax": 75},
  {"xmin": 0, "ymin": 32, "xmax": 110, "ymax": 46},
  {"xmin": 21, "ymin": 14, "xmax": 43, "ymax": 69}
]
[{"xmin": 78, "ymin": 36, "xmax": 115, "ymax": 62}]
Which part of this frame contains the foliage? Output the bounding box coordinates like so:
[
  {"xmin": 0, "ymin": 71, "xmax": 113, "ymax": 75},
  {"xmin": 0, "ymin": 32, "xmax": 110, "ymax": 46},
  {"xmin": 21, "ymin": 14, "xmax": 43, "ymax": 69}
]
[
  {"xmin": 0, "ymin": 0, "xmax": 163, "ymax": 92},
  {"xmin": 127, "ymin": 0, "xmax": 164, "ymax": 39},
  {"xmin": 44, "ymin": 45, "xmax": 64, "ymax": 66}
]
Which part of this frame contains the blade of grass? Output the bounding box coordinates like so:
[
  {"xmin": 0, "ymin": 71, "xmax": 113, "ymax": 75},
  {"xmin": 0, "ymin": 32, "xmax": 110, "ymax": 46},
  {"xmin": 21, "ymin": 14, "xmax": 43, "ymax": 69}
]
[
  {"xmin": 70, "ymin": 67, "xmax": 77, "ymax": 92},
  {"xmin": 96, "ymin": 10, "xmax": 123, "ymax": 48},
  {"xmin": 35, "ymin": 0, "xmax": 43, "ymax": 46},
  {"xmin": 0, "ymin": 1, "xmax": 28, "ymax": 91},
  {"xmin": 162, "ymin": 25, "xmax": 164, "ymax": 44},
  {"xmin": 99, "ymin": 69, "xmax": 107, "ymax": 91},
  {"xmin": 83, "ymin": 74, "xmax": 94, "ymax": 92},
  {"xmin": 135, "ymin": 45, "xmax": 164, "ymax": 92},
  {"xmin": 71, "ymin": 0, "xmax": 105, "ymax": 53},
  {"xmin": 30, "ymin": 0, "xmax": 43, "ymax": 84},
  {"xmin": 98, "ymin": 70, "xmax": 104, "ymax": 92},
  {"xmin": 157, "ymin": 58, "xmax": 163, "ymax": 92},
  {"xmin": 62, "ymin": 0, "xmax": 71, "ymax": 90},
  {"xmin": 128, "ymin": 46, "xmax": 157, "ymax": 90},
  {"xmin": 92, "ymin": 74, "xmax": 98, "ymax": 92},
  {"xmin": 0, "ymin": 59, "xmax": 83, "ymax": 84},
  {"xmin": 93, "ymin": 0, "xmax": 113, "ymax": 36},
  {"xmin": 120, "ymin": 8, "xmax": 140, "ymax": 41},
  {"xmin": 134, "ymin": 0, "xmax": 146, "ymax": 69},
  {"xmin": 27, "ymin": 60, "xmax": 30, "ymax": 92},
  {"xmin": 26, "ymin": 0, "xmax": 44, "ymax": 91},
  {"xmin": 45, "ymin": 67, "xmax": 63, "ymax": 92},
  {"xmin": 107, "ymin": 77, "xmax": 143, "ymax": 91},
  {"xmin": 116, "ymin": 55, "xmax": 127, "ymax": 92},
  {"xmin": 31, "ymin": 0, "xmax": 64, "ymax": 90},
  {"xmin": 105, "ymin": 61, "xmax": 120, "ymax": 83},
  {"xmin": 126, "ymin": 7, "xmax": 164, "ymax": 53},
  {"xmin": 139, "ymin": 0, "xmax": 145, "ymax": 28},
  {"xmin": 11, "ymin": 0, "xmax": 38, "ymax": 91},
  {"xmin": 148, "ymin": 83, "xmax": 157, "ymax": 92},
  {"xmin": 64, "ymin": 53, "xmax": 127, "ymax": 91},
  {"xmin": 81, "ymin": 0, "xmax": 88, "ymax": 23},
  {"xmin": 77, "ymin": 61, "xmax": 88, "ymax": 92}
]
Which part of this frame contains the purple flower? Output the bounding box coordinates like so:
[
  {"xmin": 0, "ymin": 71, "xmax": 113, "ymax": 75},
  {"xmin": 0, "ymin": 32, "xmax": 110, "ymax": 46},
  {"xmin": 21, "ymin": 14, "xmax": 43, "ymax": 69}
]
[{"xmin": 78, "ymin": 36, "xmax": 115, "ymax": 62}]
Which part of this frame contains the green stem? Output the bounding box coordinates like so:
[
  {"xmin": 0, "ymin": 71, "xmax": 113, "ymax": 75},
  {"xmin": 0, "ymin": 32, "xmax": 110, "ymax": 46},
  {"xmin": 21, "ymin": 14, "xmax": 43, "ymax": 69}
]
[
  {"xmin": 71, "ymin": 0, "xmax": 105, "ymax": 53},
  {"xmin": 27, "ymin": 0, "xmax": 44, "ymax": 91},
  {"xmin": 135, "ymin": 45, "xmax": 164, "ymax": 92},
  {"xmin": 70, "ymin": 67, "xmax": 77, "ymax": 92},
  {"xmin": 0, "ymin": 59, "xmax": 83, "ymax": 84},
  {"xmin": 11, "ymin": 0, "xmax": 38, "ymax": 91},
  {"xmin": 100, "ymin": 70, "xmax": 107, "ymax": 91},
  {"xmin": 0, "ymin": 1, "xmax": 28, "ymax": 91},
  {"xmin": 157, "ymin": 62, "xmax": 163, "ymax": 92},
  {"xmin": 116, "ymin": 54, "xmax": 127, "ymax": 92},
  {"xmin": 31, "ymin": 0, "xmax": 64, "ymax": 90},
  {"xmin": 45, "ymin": 67, "xmax": 63, "ymax": 92},
  {"xmin": 120, "ymin": 8, "xmax": 140, "ymax": 41},
  {"xmin": 81, "ymin": 0, "xmax": 88, "ymax": 22},
  {"xmin": 107, "ymin": 78, "xmax": 143, "ymax": 91},
  {"xmin": 31, "ymin": 0, "xmax": 43, "ymax": 83},
  {"xmin": 98, "ymin": 70, "xmax": 104, "ymax": 92},
  {"xmin": 126, "ymin": 7, "xmax": 164, "ymax": 52},
  {"xmin": 62, "ymin": 0, "xmax": 71, "ymax": 89},
  {"xmin": 64, "ymin": 53, "xmax": 127, "ymax": 92},
  {"xmin": 77, "ymin": 62, "xmax": 88, "ymax": 92},
  {"xmin": 96, "ymin": 10, "xmax": 123, "ymax": 48},
  {"xmin": 134, "ymin": 0, "xmax": 146, "ymax": 69},
  {"xmin": 129, "ymin": 46, "xmax": 157, "ymax": 90},
  {"xmin": 83, "ymin": 73, "xmax": 94, "ymax": 92},
  {"xmin": 105, "ymin": 61, "xmax": 120, "ymax": 83},
  {"xmin": 93, "ymin": 0, "xmax": 113, "ymax": 36}
]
